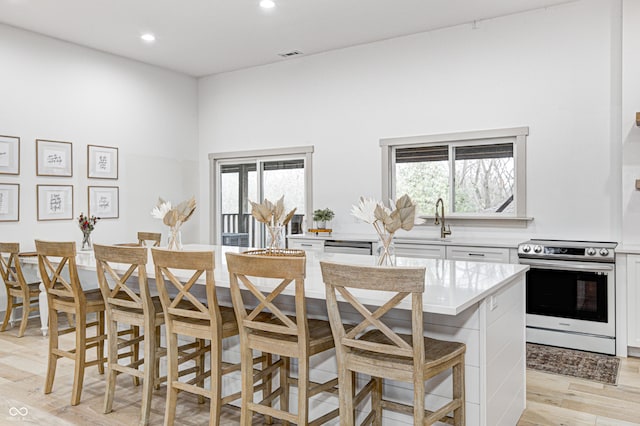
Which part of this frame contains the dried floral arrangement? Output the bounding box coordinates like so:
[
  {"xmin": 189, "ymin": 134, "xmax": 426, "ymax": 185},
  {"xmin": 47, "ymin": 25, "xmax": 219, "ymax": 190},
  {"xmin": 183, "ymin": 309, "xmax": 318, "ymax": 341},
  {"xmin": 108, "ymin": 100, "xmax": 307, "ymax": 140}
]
[
  {"xmin": 250, "ymin": 196, "xmax": 297, "ymax": 227},
  {"xmin": 151, "ymin": 196, "xmax": 196, "ymax": 250},
  {"xmin": 151, "ymin": 196, "xmax": 197, "ymax": 227},
  {"xmin": 250, "ymin": 196, "xmax": 297, "ymax": 250},
  {"xmin": 351, "ymin": 194, "xmax": 417, "ymax": 265},
  {"xmin": 78, "ymin": 213, "xmax": 99, "ymax": 232}
]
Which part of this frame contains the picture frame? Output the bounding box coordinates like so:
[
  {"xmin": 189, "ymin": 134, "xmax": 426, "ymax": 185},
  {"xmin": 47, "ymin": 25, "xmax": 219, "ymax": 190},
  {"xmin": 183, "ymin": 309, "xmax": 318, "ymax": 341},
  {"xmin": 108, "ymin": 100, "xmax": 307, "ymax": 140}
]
[
  {"xmin": 0, "ymin": 183, "xmax": 19, "ymax": 221},
  {"xmin": 36, "ymin": 139, "xmax": 73, "ymax": 177},
  {"xmin": 37, "ymin": 184, "xmax": 73, "ymax": 221},
  {"xmin": 87, "ymin": 145, "xmax": 118, "ymax": 179},
  {"xmin": 0, "ymin": 135, "xmax": 20, "ymax": 175},
  {"xmin": 88, "ymin": 186, "xmax": 119, "ymax": 219}
]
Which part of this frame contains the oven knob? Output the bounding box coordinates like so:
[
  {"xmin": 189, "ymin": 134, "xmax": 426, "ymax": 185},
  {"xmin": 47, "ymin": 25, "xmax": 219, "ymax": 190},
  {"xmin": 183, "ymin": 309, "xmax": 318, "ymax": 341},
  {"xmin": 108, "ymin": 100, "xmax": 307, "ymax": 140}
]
[
  {"xmin": 600, "ymin": 248, "xmax": 609, "ymax": 256},
  {"xmin": 522, "ymin": 245, "xmax": 531, "ymax": 253},
  {"xmin": 587, "ymin": 248, "xmax": 596, "ymax": 256},
  {"xmin": 534, "ymin": 245, "xmax": 542, "ymax": 253}
]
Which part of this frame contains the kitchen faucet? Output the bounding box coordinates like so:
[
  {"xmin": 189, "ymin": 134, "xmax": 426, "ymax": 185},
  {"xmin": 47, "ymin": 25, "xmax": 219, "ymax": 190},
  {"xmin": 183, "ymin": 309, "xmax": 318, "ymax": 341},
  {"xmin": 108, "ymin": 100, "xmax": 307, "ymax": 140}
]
[{"xmin": 434, "ymin": 198, "xmax": 452, "ymax": 239}]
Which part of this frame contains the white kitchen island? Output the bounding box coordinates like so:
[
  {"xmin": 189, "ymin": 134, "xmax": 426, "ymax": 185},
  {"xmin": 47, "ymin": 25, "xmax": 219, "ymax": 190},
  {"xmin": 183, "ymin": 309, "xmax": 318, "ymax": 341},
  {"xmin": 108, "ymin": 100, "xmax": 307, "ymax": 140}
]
[{"xmin": 25, "ymin": 245, "xmax": 528, "ymax": 426}]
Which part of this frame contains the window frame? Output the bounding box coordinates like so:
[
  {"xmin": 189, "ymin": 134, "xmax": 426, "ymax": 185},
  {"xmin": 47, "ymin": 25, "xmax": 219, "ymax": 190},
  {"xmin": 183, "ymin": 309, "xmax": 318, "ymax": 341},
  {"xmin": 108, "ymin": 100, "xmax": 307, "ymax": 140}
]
[
  {"xmin": 209, "ymin": 145, "xmax": 313, "ymax": 245},
  {"xmin": 381, "ymin": 127, "xmax": 530, "ymax": 224}
]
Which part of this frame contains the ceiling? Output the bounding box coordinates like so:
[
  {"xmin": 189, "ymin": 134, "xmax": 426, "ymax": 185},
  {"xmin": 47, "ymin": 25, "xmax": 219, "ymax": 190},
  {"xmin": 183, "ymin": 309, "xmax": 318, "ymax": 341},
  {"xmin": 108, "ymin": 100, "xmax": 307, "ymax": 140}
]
[{"xmin": 0, "ymin": 0, "xmax": 576, "ymax": 77}]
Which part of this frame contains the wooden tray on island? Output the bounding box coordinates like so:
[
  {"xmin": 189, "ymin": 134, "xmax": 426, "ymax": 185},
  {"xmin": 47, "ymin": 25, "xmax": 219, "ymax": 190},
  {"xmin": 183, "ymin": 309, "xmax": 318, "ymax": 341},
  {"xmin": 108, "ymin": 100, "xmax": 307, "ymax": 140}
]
[{"xmin": 308, "ymin": 228, "xmax": 332, "ymax": 235}]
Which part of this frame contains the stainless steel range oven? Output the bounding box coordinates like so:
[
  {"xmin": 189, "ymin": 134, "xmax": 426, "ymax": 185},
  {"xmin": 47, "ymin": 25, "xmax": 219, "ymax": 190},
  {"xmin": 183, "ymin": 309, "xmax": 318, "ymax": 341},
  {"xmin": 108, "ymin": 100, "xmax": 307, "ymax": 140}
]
[{"xmin": 518, "ymin": 239, "xmax": 617, "ymax": 355}]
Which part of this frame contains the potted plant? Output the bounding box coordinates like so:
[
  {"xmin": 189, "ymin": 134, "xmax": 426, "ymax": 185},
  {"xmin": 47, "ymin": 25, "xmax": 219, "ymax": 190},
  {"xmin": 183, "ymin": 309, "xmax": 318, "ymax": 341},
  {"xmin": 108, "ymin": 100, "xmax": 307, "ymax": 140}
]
[{"xmin": 313, "ymin": 208, "xmax": 335, "ymax": 229}]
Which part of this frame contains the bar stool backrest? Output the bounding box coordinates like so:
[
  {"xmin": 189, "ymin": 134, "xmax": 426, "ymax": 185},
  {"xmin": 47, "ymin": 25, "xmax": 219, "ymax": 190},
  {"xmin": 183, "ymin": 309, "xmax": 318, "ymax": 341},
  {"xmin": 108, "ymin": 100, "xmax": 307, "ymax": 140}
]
[
  {"xmin": 151, "ymin": 248, "xmax": 217, "ymax": 324},
  {"xmin": 0, "ymin": 242, "xmax": 26, "ymax": 291},
  {"xmin": 226, "ymin": 252, "xmax": 307, "ymax": 343},
  {"xmin": 320, "ymin": 261, "xmax": 426, "ymax": 360},
  {"xmin": 94, "ymin": 244, "xmax": 151, "ymax": 315},
  {"xmin": 137, "ymin": 232, "xmax": 161, "ymax": 247},
  {"xmin": 35, "ymin": 240, "xmax": 84, "ymax": 304}
]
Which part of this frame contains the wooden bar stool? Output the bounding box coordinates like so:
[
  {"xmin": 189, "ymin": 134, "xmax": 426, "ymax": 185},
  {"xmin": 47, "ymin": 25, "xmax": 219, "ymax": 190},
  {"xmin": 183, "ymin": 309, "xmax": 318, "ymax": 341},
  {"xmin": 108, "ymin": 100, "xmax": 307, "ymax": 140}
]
[
  {"xmin": 35, "ymin": 240, "xmax": 107, "ymax": 406},
  {"xmin": 152, "ymin": 248, "xmax": 267, "ymax": 426},
  {"xmin": 226, "ymin": 251, "xmax": 341, "ymax": 426},
  {"xmin": 94, "ymin": 244, "xmax": 164, "ymax": 425},
  {"xmin": 320, "ymin": 261, "xmax": 466, "ymax": 425},
  {"xmin": 0, "ymin": 242, "xmax": 40, "ymax": 337}
]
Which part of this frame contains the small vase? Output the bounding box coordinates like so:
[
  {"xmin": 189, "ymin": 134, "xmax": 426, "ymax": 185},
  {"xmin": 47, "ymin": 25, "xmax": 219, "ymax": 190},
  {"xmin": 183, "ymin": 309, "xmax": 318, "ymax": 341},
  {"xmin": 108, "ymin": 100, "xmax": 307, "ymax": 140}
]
[
  {"xmin": 167, "ymin": 226, "xmax": 183, "ymax": 250},
  {"xmin": 81, "ymin": 230, "xmax": 92, "ymax": 251},
  {"xmin": 317, "ymin": 220, "xmax": 327, "ymax": 229},
  {"xmin": 266, "ymin": 225, "xmax": 285, "ymax": 251},
  {"xmin": 376, "ymin": 234, "xmax": 396, "ymax": 266}
]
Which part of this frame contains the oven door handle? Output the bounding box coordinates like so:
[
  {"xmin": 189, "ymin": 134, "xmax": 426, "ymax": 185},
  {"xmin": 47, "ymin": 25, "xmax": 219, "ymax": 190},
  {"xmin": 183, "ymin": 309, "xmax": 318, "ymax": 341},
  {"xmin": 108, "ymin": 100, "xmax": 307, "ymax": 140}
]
[{"xmin": 519, "ymin": 258, "xmax": 614, "ymax": 272}]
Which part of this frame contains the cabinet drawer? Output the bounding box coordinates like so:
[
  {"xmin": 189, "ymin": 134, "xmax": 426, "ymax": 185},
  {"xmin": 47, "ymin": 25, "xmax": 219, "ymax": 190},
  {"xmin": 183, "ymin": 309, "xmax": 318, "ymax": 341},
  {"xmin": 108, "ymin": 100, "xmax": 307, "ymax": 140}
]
[
  {"xmin": 446, "ymin": 246, "xmax": 510, "ymax": 263},
  {"xmin": 395, "ymin": 243, "xmax": 445, "ymax": 259},
  {"xmin": 288, "ymin": 239, "xmax": 324, "ymax": 252}
]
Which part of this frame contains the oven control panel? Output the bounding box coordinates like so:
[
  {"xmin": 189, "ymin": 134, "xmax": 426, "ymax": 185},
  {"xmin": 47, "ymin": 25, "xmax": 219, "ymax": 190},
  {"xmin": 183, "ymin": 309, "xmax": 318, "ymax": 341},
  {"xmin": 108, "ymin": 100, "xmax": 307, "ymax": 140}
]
[{"xmin": 517, "ymin": 240, "xmax": 616, "ymax": 263}]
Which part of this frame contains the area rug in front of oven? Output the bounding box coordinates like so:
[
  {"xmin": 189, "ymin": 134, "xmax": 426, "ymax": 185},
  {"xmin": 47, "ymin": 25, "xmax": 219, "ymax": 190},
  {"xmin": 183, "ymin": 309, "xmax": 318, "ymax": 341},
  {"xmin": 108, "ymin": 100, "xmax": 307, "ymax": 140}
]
[{"xmin": 526, "ymin": 343, "xmax": 620, "ymax": 385}]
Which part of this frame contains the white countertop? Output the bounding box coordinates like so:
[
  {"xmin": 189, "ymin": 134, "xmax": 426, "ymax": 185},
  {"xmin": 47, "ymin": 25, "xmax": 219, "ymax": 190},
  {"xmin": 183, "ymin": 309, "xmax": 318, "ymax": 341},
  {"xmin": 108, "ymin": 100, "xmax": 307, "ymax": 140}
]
[
  {"xmin": 615, "ymin": 244, "xmax": 640, "ymax": 254},
  {"xmin": 25, "ymin": 244, "xmax": 528, "ymax": 317}
]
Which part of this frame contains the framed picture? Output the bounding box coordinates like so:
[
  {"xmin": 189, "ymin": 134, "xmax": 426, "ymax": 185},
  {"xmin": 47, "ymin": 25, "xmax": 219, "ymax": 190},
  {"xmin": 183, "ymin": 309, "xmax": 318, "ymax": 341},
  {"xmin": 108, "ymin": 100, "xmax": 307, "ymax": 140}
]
[
  {"xmin": 87, "ymin": 145, "xmax": 118, "ymax": 179},
  {"xmin": 0, "ymin": 135, "xmax": 20, "ymax": 175},
  {"xmin": 0, "ymin": 183, "xmax": 19, "ymax": 221},
  {"xmin": 36, "ymin": 139, "xmax": 73, "ymax": 177},
  {"xmin": 88, "ymin": 186, "xmax": 119, "ymax": 219},
  {"xmin": 37, "ymin": 184, "xmax": 73, "ymax": 221}
]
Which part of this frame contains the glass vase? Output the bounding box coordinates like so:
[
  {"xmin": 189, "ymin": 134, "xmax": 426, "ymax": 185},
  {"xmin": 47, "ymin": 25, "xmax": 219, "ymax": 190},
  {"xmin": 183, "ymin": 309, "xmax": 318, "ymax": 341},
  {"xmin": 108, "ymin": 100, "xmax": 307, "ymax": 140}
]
[
  {"xmin": 376, "ymin": 234, "xmax": 396, "ymax": 266},
  {"xmin": 81, "ymin": 230, "xmax": 92, "ymax": 251},
  {"xmin": 266, "ymin": 225, "xmax": 285, "ymax": 251},
  {"xmin": 167, "ymin": 226, "xmax": 183, "ymax": 250}
]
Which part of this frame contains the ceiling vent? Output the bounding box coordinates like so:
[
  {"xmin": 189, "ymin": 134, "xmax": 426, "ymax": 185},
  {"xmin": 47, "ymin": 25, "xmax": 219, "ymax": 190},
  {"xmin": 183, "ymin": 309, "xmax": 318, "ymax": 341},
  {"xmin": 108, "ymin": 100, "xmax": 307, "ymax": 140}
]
[{"xmin": 278, "ymin": 50, "xmax": 304, "ymax": 58}]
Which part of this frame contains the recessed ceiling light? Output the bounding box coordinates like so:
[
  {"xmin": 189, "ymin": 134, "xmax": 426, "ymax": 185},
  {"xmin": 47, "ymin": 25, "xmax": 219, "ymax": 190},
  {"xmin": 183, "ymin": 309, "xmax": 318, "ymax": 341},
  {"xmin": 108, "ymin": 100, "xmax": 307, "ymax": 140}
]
[
  {"xmin": 141, "ymin": 33, "xmax": 156, "ymax": 43},
  {"xmin": 260, "ymin": 0, "xmax": 275, "ymax": 9}
]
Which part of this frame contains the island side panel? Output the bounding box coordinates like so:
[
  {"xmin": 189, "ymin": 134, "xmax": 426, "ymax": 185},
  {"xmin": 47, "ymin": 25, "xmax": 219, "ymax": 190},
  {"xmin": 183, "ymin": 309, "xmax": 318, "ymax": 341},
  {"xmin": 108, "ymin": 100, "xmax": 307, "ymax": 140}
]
[{"xmin": 480, "ymin": 273, "xmax": 527, "ymax": 426}]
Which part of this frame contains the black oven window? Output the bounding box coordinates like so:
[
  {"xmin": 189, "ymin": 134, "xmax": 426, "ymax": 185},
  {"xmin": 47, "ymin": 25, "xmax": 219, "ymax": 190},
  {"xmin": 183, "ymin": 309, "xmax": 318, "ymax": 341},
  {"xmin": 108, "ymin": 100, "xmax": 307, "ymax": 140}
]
[{"xmin": 526, "ymin": 269, "xmax": 608, "ymax": 322}]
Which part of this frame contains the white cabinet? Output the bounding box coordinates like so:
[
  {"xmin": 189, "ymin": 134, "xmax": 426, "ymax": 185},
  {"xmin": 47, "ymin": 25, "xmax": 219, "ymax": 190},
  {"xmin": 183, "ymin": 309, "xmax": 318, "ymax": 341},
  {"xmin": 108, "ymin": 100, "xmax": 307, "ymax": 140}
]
[
  {"xmin": 288, "ymin": 235, "xmax": 514, "ymax": 264},
  {"xmin": 288, "ymin": 238, "xmax": 324, "ymax": 252},
  {"xmin": 446, "ymin": 246, "xmax": 510, "ymax": 264},
  {"xmin": 626, "ymin": 255, "xmax": 640, "ymax": 348},
  {"xmin": 395, "ymin": 242, "xmax": 446, "ymax": 259}
]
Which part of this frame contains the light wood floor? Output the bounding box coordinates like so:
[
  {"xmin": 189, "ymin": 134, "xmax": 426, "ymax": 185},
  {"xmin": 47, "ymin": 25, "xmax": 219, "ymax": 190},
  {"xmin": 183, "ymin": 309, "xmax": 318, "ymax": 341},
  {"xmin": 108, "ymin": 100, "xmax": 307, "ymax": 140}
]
[{"xmin": 1, "ymin": 321, "xmax": 639, "ymax": 425}]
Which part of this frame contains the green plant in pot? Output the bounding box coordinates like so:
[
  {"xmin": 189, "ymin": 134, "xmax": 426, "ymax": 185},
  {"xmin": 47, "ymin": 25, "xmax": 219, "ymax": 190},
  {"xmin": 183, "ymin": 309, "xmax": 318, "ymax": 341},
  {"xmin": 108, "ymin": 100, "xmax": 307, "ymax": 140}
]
[{"xmin": 313, "ymin": 208, "xmax": 335, "ymax": 229}]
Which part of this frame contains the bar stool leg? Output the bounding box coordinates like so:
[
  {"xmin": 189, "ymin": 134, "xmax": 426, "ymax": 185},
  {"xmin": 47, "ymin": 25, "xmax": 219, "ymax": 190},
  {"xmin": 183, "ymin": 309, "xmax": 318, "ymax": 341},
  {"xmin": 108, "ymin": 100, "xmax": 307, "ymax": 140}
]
[
  {"xmin": 97, "ymin": 312, "xmax": 105, "ymax": 374},
  {"xmin": 240, "ymin": 343, "xmax": 254, "ymax": 426},
  {"xmin": 453, "ymin": 361, "xmax": 465, "ymax": 425},
  {"xmin": 209, "ymin": 336, "xmax": 222, "ymax": 426},
  {"xmin": 71, "ymin": 315, "xmax": 87, "ymax": 406},
  {"xmin": 44, "ymin": 308, "xmax": 59, "ymax": 395},
  {"xmin": 104, "ymin": 314, "xmax": 119, "ymax": 414},
  {"xmin": 164, "ymin": 331, "xmax": 179, "ymax": 426},
  {"xmin": 17, "ymin": 298, "xmax": 31, "ymax": 337},
  {"xmin": 339, "ymin": 365, "xmax": 354, "ymax": 425},
  {"xmin": 280, "ymin": 356, "xmax": 290, "ymax": 426},
  {"xmin": 1, "ymin": 296, "xmax": 13, "ymax": 331},
  {"xmin": 140, "ymin": 324, "xmax": 155, "ymax": 426}
]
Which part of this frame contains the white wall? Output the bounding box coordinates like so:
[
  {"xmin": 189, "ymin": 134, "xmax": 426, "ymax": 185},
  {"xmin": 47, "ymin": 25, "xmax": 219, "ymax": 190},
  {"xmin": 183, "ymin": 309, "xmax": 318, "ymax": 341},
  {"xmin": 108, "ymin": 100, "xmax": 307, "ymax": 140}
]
[
  {"xmin": 0, "ymin": 24, "xmax": 200, "ymax": 251},
  {"xmin": 621, "ymin": 0, "xmax": 640, "ymax": 244},
  {"xmin": 198, "ymin": 0, "xmax": 620, "ymax": 243}
]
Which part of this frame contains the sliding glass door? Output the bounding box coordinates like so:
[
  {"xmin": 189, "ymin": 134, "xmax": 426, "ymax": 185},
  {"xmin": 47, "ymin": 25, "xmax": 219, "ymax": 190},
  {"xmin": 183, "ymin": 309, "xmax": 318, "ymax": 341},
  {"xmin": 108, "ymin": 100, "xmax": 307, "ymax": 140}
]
[{"xmin": 212, "ymin": 147, "xmax": 312, "ymax": 247}]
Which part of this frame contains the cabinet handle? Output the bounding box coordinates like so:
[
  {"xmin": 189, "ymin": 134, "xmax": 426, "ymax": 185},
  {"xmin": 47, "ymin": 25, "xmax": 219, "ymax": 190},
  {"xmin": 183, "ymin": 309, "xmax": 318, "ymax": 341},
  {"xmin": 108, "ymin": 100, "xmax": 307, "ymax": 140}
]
[
  {"xmin": 468, "ymin": 253, "xmax": 485, "ymax": 257},
  {"xmin": 301, "ymin": 244, "xmax": 313, "ymax": 247}
]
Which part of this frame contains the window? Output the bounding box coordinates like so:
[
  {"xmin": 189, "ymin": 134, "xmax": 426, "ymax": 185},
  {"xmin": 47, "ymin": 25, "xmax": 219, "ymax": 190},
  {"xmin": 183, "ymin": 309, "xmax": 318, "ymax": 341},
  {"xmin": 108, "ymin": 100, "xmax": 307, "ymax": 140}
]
[
  {"xmin": 210, "ymin": 146, "xmax": 313, "ymax": 247},
  {"xmin": 381, "ymin": 127, "xmax": 528, "ymax": 221}
]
